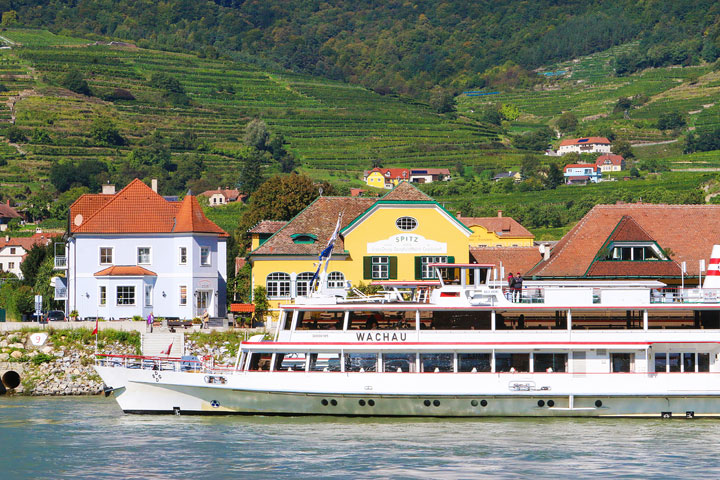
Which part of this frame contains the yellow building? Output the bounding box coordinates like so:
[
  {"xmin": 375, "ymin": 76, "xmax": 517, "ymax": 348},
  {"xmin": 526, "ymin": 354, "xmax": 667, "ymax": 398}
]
[
  {"xmin": 458, "ymin": 212, "xmax": 535, "ymax": 247},
  {"xmin": 248, "ymin": 182, "xmax": 472, "ymax": 309},
  {"xmin": 363, "ymin": 167, "xmax": 411, "ymax": 189}
]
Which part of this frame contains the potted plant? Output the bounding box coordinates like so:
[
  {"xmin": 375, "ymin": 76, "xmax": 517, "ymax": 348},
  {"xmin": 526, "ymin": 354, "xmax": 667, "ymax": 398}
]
[{"xmin": 69, "ymin": 310, "xmax": 79, "ymax": 321}]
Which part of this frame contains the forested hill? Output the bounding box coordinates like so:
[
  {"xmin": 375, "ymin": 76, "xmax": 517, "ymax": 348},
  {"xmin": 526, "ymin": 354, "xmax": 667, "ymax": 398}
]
[{"xmin": 6, "ymin": 0, "xmax": 720, "ymax": 97}]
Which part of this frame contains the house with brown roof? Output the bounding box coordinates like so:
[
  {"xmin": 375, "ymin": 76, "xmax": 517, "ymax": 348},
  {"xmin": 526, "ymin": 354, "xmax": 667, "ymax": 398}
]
[
  {"xmin": 199, "ymin": 187, "xmax": 245, "ymax": 207},
  {"xmin": 363, "ymin": 167, "xmax": 412, "ymax": 189},
  {"xmin": 248, "ymin": 182, "xmax": 472, "ymax": 308},
  {"xmin": 248, "ymin": 220, "xmax": 287, "ymax": 251},
  {"xmin": 0, "ymin": 201, "xmax": 21, "ymax": 232},
  {"xmin": 410, "ymin": 168, "xmax": 452, "ymax": 184},
  {"xmin": 0, "ymin": 232, "xmax": 59, "ymax": 279},
  {"xmin": 458, "ymin": 211, "xmax": 535, "ymax": 247},
  {"xmin": 526, "ymin": 204, "xmax": 720, "ymax": 285},
  {"xmin": 56, "ymin": 179, "xmax": 229, "ymax": 320},
  {"xmin": 557, "ymin": 137, "xmax": 611, "ymax": 155},
  {"xmin": 596, "ymin": 154, "xmax": 625, "ymax": 172},
  {"xmin": 469, "ymin": 246, "xmax": 544, "ymax": 277}
]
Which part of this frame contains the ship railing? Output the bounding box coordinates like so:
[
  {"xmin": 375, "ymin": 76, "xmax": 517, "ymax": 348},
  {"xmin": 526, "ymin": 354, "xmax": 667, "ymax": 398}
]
[
  {"xmin": 95, "ymin": 353, "xmax": 236, "ymax": 374},
  {"xmin": 649, "ymin": 287, "xmax": 720, "ymax": 304},
  {"xmin": 501, "ymin": 287, "xmax": 546, "ymax": 304}
]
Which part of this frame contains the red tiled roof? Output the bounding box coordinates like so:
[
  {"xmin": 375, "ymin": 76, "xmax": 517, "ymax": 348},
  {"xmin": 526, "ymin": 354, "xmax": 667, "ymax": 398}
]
[
  {"xmin": 596, "ymin": 154, "xmax": 624, "ymax": 166},
  {"xmin": 564, "ymin": 164, "xmax": 598, "ymax": 171},
  {"xmin": 94, "ymin": 265, "xmax": 157, "ymax": 276},
  {"xmin": 70, "ymin": 179, "xmax": 228, "ymax": 237},
  {"xmin": 380, "ymin": 181, "xmax": 432, "ymax": 201},
  {"xmin": 458, "ymin": 216, "xmax": 534, "ymax": 238},
  {"xmin": 527, "ymin": 204, "xmax": 720, "ymax": 278},
  {"xmin": 559, "ymin": 137, "xmax": 611, "ymax": 147},
  {"xmin": 369, "ymin": 167, "xmax": 411, "ymax": 180},
  {"xmin": 247, "ymin": 220, "xmax": 287, "ymax": 234},
  {"xmin": 586, "ymin": 261, "xmax": 680, "ymax": 277},
  {"xmin": 470, "ymin": 247, "xmax": 543, "ymax": 276},
  {"xmin": 199, "ymin": 188, "xmax": 243, "ymax": 202},
  {"xmin": 0, "ymin": 232, "xmax": 59, "ymax": 251},
  {"xmin": 567, "ymin": 176, "xmax": 591, "ymax": 181},
  {"xmin": 0, "ymin": 202, "xmax": 21, "ymax": 219}
]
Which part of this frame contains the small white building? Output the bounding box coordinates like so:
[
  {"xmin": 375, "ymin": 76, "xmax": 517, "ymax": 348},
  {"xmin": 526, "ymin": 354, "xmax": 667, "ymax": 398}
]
[
  {"xmin": 557, "ymin": 137, "xmax": 612, "ymax": 155},
  {"xmin": 0, "ymin": 232, "xmax": 58, "ymax": 279},
  {"xmin": 410, "ymin": 168, "xmax": 452, "ymax": 184},
  {"xmin": 596, "ymin": 154, "xmax": 625, "ymax": 172},
  {"xmin": 56, "ymin": 179, "xmax": 228, "ymax": 320},
  {"xmin": 199, "ymin": 188, "xmax": 245, "ymax": 207}
]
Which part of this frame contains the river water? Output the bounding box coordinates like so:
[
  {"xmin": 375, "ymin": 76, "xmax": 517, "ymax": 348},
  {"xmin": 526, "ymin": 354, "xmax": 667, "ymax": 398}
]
[{"xmin": 2, "ymin": 396, "xmax": 719, "ymax": 479}]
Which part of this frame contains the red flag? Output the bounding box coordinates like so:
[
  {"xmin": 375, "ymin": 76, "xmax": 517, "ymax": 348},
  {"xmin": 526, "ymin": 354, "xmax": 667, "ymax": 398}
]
[
  {"xmin": 92, "ymin": 317, "xmax": 98, "ymax": 335},
  {"xmin": 161, "ymin": 342, "xmax": 173, "ymax": 355}
]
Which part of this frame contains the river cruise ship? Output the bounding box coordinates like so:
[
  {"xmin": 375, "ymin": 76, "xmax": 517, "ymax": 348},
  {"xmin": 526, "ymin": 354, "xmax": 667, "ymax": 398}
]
[{"xmin": 96, "ymin": 249, "xmax": 720, "ymax": 417}]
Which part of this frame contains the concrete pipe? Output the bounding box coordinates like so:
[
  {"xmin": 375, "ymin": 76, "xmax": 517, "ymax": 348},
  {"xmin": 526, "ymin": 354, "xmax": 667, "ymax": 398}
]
[{"xmin": 1, "ymin": 370, "xmax": 21, "ymax": 390}]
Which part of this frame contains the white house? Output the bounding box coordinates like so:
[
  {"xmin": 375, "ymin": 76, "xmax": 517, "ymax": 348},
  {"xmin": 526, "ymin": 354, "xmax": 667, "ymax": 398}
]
[
  {"xmin": 0, "ymin": 232, "xmax": 58, "ymax": 279},
  {"xmin": 557, "ymin": 137, "xmax": 612, "ymax": 155},
  {"xmin": 55, "ymin": 179, "xmax": 228, "ymax": 320},
  {"xmin": 564, "ymin": 163, "xmax": 601, "ymax": 184},
  {"xmin": 595, "ymin": 154, "xmax": 625, "ymax": 172},
  {"xmin": 199, "ymin": 188, "xmax": 245, "ymax": 207},
  {"xmin": 410, "ymin": 168, "xmax": 452, "ymax": 184}
]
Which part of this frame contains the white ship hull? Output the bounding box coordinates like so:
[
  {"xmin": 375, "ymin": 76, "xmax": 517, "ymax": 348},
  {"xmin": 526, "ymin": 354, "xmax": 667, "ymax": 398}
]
[{"xmin": 96, "ymin": 366, "xmax": 720, "ymax": 417}]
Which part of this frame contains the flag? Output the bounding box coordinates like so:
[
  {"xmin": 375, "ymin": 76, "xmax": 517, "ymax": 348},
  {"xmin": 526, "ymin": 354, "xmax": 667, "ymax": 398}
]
[
  {"xmin": 92, "ymin": 317, "xmax": 98, "ymax": 335},
  {"xmin": 310, "ymin": 213, "xmax": 343, "ymax": 289},
  {"xmin": 161, "ymin": 342, "xmax": 173, "ymax": 355}
]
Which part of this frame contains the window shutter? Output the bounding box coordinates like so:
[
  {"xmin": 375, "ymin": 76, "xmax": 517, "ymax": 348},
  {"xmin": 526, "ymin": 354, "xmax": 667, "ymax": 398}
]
[
  {"xmin": 415, "ymin": 256, "xmax": 422, "ymax": 280},
  {"xmin": 389, "ymin": 257, "xmax": 398, "ymax": 279},
  {"xmin": 363, "ymin": 256, "xmax": 372, "ymax": 280},
  {"xmin": 447, "ymin": 256, "xmax": 455, "ymax": 264},
  {"xmin": 446, "ymin": 256, "xmax": 456, "ymax": 281}
]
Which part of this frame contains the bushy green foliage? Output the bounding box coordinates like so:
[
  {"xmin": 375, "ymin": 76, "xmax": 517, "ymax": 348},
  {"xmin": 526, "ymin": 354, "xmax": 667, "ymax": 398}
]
[
  {"xmin": 90, "ymin": 118, "xmax": 124, "ymax": 146},
  {"xmin": 31, "ymin": 353, "xmax": 54, "ymax": 365},
  {"xmin": 60, "ymin": 69, "xmax": 91, "ymax": 96},
  {"xmin": 656, "ymin": 112, "xmax": 686, "ymax": 131}
]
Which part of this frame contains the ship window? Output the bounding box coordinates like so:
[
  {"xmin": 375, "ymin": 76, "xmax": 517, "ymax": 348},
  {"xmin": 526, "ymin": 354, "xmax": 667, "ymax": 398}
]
[
  {"xmin": 274, "ymin": 353, "xmax": 305, "ymax": 371},
  {"xmin": 420, "ymin": 310, "xmax": 491, "ymax": 330},
  {"xmin": 683, "ymin": 353, "xmax": 695, "ymax": 372},
  {"xmin": 495, "ymin": 353, "xmax": 529, "ymax": 372},
  {"xmin": 458, "ymin": 353, "xmax": 491, "ymax": 372},
  {"xmin": 655, "ymin": 353, "xmax": 667, "ymax": 373},
  {"xmin": 383, "ymin": 353, "xmax": 416, "ymax": 372},
  {"xmin": 420, "ymin": 353, "xmax": 453, "ymax": 372},
  {"xmin": 699, "ymin": 353, "xmax": 710, "ymax": 372},
  {"xmin": 611, "ymin": 353, "xmax": 634, "ymax": 373},
  {"xmin": 327, "ymin": 271, "xmax": 346, "ymax": 289},
  {"xmin": 266, "ymin": 272, "xmax": 291, "ymax": 298},
  {"xmin": 309, "ymin": 353, "xmax": 341, "ymax": 372},
  {"xmin": 348, "ymin": 310, "xmax": 416, "ymax": 330},
  {"xmin": 248, "ymin": 353, "xmax": 272, "ymax": 371},
  {"xmin": 668, "ymin": 353, "xmax": 681, "ymax": 372},
  {"xmin": 296, "ymin": 311, "xmax": 345, "ymax": 330},
  {"xmin": 344, "ymin": 353, "xmax": 377, "ymax": 372},
  {"xmin": 296, "ymin": 272, "xmax": 315, "ymax": 297},
  {"xmin": 396, "ymin": 216, "xmax": 417, "ymax": 231},
  {"xmin": 534, "ymin": 353, "xmax": 567, "ymax": 372}
]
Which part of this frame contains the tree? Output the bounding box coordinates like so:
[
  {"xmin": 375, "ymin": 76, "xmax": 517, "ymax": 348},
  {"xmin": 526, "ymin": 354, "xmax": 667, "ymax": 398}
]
[
  {"xmin": 20, "ymin": 243, "xmax": 49, "ymax": 287},
  {"xmin": 480, "ymin": 106, "xmax": 502, "ymax": 126},
  {"xmin": 613, "ymin": 97, "xmax": 633, "ymax": 114},
  {"xmin": 6, "ymin": 126, "xmax": 26, "ymax": 143},
  {"xmin": 556, "ymin": 112, "xmax": 578, "ymax": 133},
  {"xmin": 251, "ymin": 285, "xmax": 269, "ymax": 327},
  {"xmin": 244, "ymin": 118, "xmax": 269, "ymax": 150},
  {"xmin": 611, "ymin": 139, "xmax": 634, "ymax": 159},
  {"xmin": 520, "ymin": 154, "xmax": 540, "ymax": 179},
  {"xmin": 149, "ymin": 72, "xmax": 189, "ymax": 105},
  {"xmin": 429, "ymin": 85, "xmax": 454, "ymax": 113},
  {"xmin": 499, "ymin": 103, "xmax": 520, "ymax": 122},
  {"xmin": 1, "ymin": 10, "xmax": 18, "ymax": 26},
  {"xmin": 239, "ymin": 149, "xmax": 265, "ymax": 194},
  {"xmin": 90, "ymin": 118, "xmax": 125, "ymax": 146},
  {"xmin": 543, "ymin": 163, "xmax": 563, "ymax": 190},
  {"xmin": 25, "ymin": 190, "xmax": 52, "ymax": 222},
  {"xmin": 60, "ymin": 69, "xmax": 92, "ymax": 96},
  {"xmin": 657, "ymin": 112, "xmax": 686, "ymax": 131}
]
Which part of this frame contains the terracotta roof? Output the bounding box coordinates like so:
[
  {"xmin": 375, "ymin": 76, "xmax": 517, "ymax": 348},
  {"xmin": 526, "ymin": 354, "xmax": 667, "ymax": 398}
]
[
  {"xmin": 248, "ymin": 220, "xmax": 287, "ymax": 234},
  {"xmin": 458, "ymin": 216, "xmax": 534, "ymax": 238},
  {"xmin": 586, "ymin": 261, "xmax": 680, "ymax": 277},
  {"xmin": 608, "ymin": 215, "xmax": 653, "ymax": 242},
  {"xmin": 411, "ymin": 168, "xmax": 451, "ymax": 175},
  {"xmin": 380, "ymin": 181, "xmax": 432, "ymax": 201},
  {"xmin": 564, "ymin": 164, "xmax": 598, "ymax": 171},
  {"xmin": 0, "ymin": 202, "xmax": 21, "ymax": 219},
  {"xmin": 0, "ymin": 232, "xmax": 59, "ymax": 251},
  {"xmin": 368, "ymin": 167, "xmax": 411, "ymax": 180},
  {"xmin": 94, "ymin": 265, "xmax": 157, "ymax": 276},
  {"xmin": 596, "ymin": 154, "xmax": 624, "ymax": 166},
  {"xmin": 251, "ymin": 196, "xmax": 377, "ymax": 255},
  {"xmin": 470, "ymin": 246, "xmax": 543, "ymax": 275},
  {"xmin": 199, "ymin": 188, "xmax": 243, "ymax": 202},
  {"xmin": 559, "ymin": 137, "xmax": 611, "ymax": 147},
  {"xmin": 526, "ymin": 204, "xmax": 720, "ymax": 278},
  {"xmin": 70, "ymin": 179, "xmax": 228, "ymax": 237}
]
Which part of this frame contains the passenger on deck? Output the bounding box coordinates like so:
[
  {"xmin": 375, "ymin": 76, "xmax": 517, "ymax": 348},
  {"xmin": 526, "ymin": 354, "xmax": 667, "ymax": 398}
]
[
  {"xmin": 507, "ymin": 273, "xmax": 515, "ymax": 300},
  {"xmin": 514, "ymin": 273, "xmax": 524, "ymax": 302}
]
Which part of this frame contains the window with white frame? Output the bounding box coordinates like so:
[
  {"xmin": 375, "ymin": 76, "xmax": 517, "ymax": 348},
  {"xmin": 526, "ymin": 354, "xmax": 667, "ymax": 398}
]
[
  {"xmin": 200, "ymin": 247, "xmax": 210, "ymax": 266},
  {"xmin": 371, "ymin": 256, "xmax": 389, "ymax": 279},
  {"xmin": 99, "ymin": 286, "xmax": 106, "ymax": 306},
  {"xmin": 266, "ymin": 272, "xmax": 291, "ymax": 298},
  {"xmin": 180, "ymin": 285, "xmax": 187, "ymax": 305},
  {"xmin": 179, "ymin": 247, "xmax": 187, "ymax": 265},
  {"xmin": 137, "ymin": 247, "xmax": 151, "ymax": 264},
  {"xmin": 327, "ymin": 271, "xmax": 346, "ymax": 289},
  {"xmin": 421, "ymin": 256, "xmax": 448, "ymax": 279},
  {"xmin": 100, "ymin": 247, "xmax": 113, "ymax": 265},
  {"xmin": 8, "ymin": 262, "xmax": 14, "ymax": 270},
  {"xmin": 144, "ymin": 285, "xmax": 152, "ymax": 307},
  {"xmin": 116, "ymin": 286, "xmax": 135, "ymax": 305},
  {"xmin": 296, "ymin": 272, "xmax": 315, "ymax": 297},
  {"xmin": 396, "ymin": 216, "xmax": 418, "ymax": 231}
]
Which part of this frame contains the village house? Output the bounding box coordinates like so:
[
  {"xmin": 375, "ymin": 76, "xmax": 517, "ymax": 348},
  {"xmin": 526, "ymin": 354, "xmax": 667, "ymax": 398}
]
[
  {"xmin": 457, "ymin": 211, "xmax": 535, "ymax": 247},
  {"xmin": 596, "ymin": 154, "xmax": 625, "ymax": 172},
  {"xmin": 363, "ymin": 168, "xmax": 411, "ymax": 189},
  {"xmin": 0, "ymin": 232, "xmax": 59, "ymax": 279},
  {"xmin": 526, "ymin": 203, "xmax": 720, "ymax": 286},
  {"xmin": 410, "ymin": 168, "xmax": 452, "ymax": 184},
  {"xmin": 492, "ymin": 171, "xmax": 522, "ymax": 182},
  {"xmin": 199, "ymin": 187, "xmax": 245, "ymax": 207},
  {"xmin": 55, "ymin": 179, "xmax": 228, "ymax": 320},
  {"xmin": 0, "ymin": 201, "xmax": 21, "ymax": 232},
  {"xmin": 557, "ymin": 137, "xmax": 612, "ymax": 155},
  {"xmin": 564, "ymin": 163, "xmax": 602, "ymax": 184}
]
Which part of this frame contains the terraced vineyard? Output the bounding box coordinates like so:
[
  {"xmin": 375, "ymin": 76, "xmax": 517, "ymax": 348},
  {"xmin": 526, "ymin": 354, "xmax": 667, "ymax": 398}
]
[{"xmin": 0, "ymin": 31, "xmax": 503, "ymax": 196}]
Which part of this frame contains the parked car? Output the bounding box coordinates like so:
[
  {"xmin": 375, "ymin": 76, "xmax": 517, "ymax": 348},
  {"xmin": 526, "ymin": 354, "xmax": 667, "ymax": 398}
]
[{"xmin": 45, "ymin": 310, "xmax": 66, "ymax": 322}]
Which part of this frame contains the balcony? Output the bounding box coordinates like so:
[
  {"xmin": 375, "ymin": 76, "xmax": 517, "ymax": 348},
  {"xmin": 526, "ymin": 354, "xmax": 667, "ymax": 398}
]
[{"xmin": 54, "ymin": 256, "xmax": 67, "ymax": 269}]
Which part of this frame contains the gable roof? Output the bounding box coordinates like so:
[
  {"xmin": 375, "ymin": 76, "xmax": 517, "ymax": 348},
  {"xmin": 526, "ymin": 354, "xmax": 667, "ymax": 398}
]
[
  {"xmin": 596, "ymin": 154, "xmax": 624, "ymax": 166},
  {"xmin": 0, "ymin": 202, "xmax": 21, "ymax": 219},
  {"xmin": 380, "ymin": 181, "xmax": 432, "ymax": 201},
  {"xmin": 559, "ymin": 137, "xmax": 611, "ymax": 147},
  {"xmin": 564, "ymin": 163, "xmax": 598, "ymax": 171},
  {"xmin": 526, "ymin": 204, "xmax": 720, "ymax": 278},
  {"xmin": 94, "ymin": 265, "xmax": 157, "ymax": 276},
  {"xmin": 248, "ymin": 220, "xmax": 287, "ymax": 235},
  {"xmin": 470, "ymin": 246, "xmax": 543, "ymax": 275},
  {"xmin": 367, "ymin": 167, "xmax": 410, "ymax": 180},
  {"xmin": 199, "ymin": 188, "xmax": 243, "ymax": 201},
  {"xmin": 458, "ymin": 216, "xmax": 534, "ymax": 239},
  {"xmin": 71, "ymin": 179, "xmax": 228, "ymax": 237},
  {"xmin": 0, "ymin": 232, "xmax": 59, "ymax": 251}
]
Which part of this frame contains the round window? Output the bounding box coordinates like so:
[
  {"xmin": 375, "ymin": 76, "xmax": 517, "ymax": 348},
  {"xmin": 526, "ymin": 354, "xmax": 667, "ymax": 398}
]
[{"xmin": 396, "ymin": 217, "xmax": 418, "ymax": 231}]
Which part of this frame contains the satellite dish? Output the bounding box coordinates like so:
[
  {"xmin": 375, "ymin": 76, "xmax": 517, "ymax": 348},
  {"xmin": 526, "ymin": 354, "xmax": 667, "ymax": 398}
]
[{"xmin": 74, "ymin": 214, "xmax": 83, "ymax": 226}]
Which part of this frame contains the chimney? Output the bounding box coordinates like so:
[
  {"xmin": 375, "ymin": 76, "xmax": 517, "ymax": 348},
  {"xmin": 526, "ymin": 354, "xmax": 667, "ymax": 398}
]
[
  {"xmin": 102, "ymin": 184, "xmax": 116, "ymax": 195},
  {"xmin": 497, "ymin": 210, "xmax": 503, "ymax": 218},
  {"xmin": 151, "ymin": 178, "xmax": 158, "ymax": 193},
  {"xmin": 539, "ymin": 243, "xmax": 550, "ymax": 261},
  {"xmin": 6, "ymin": 199, "xmax": 9, "ymax": 206},
  {"xmin": 5, "ymin": 235, "xmax": 8, "ymax": 242}
]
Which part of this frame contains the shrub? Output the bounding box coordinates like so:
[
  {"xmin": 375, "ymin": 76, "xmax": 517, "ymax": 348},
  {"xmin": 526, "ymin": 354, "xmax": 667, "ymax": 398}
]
[
  {"xmin": 60, "ymin": 69, "xmax": 92, "ymax": 96},
  {"xmin": 31, "ymin": 353, "xmax": 54, "ymax": 365},
  {"xmin": 6, "ymin": 126, "xmax": 26, "ymax": 143}
]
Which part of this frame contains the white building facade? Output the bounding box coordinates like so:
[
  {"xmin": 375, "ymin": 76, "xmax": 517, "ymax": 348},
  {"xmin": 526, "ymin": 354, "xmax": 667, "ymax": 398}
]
[{"xmin": 557, "ymin": 137, "xmax": 612, "ymax": 155}]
